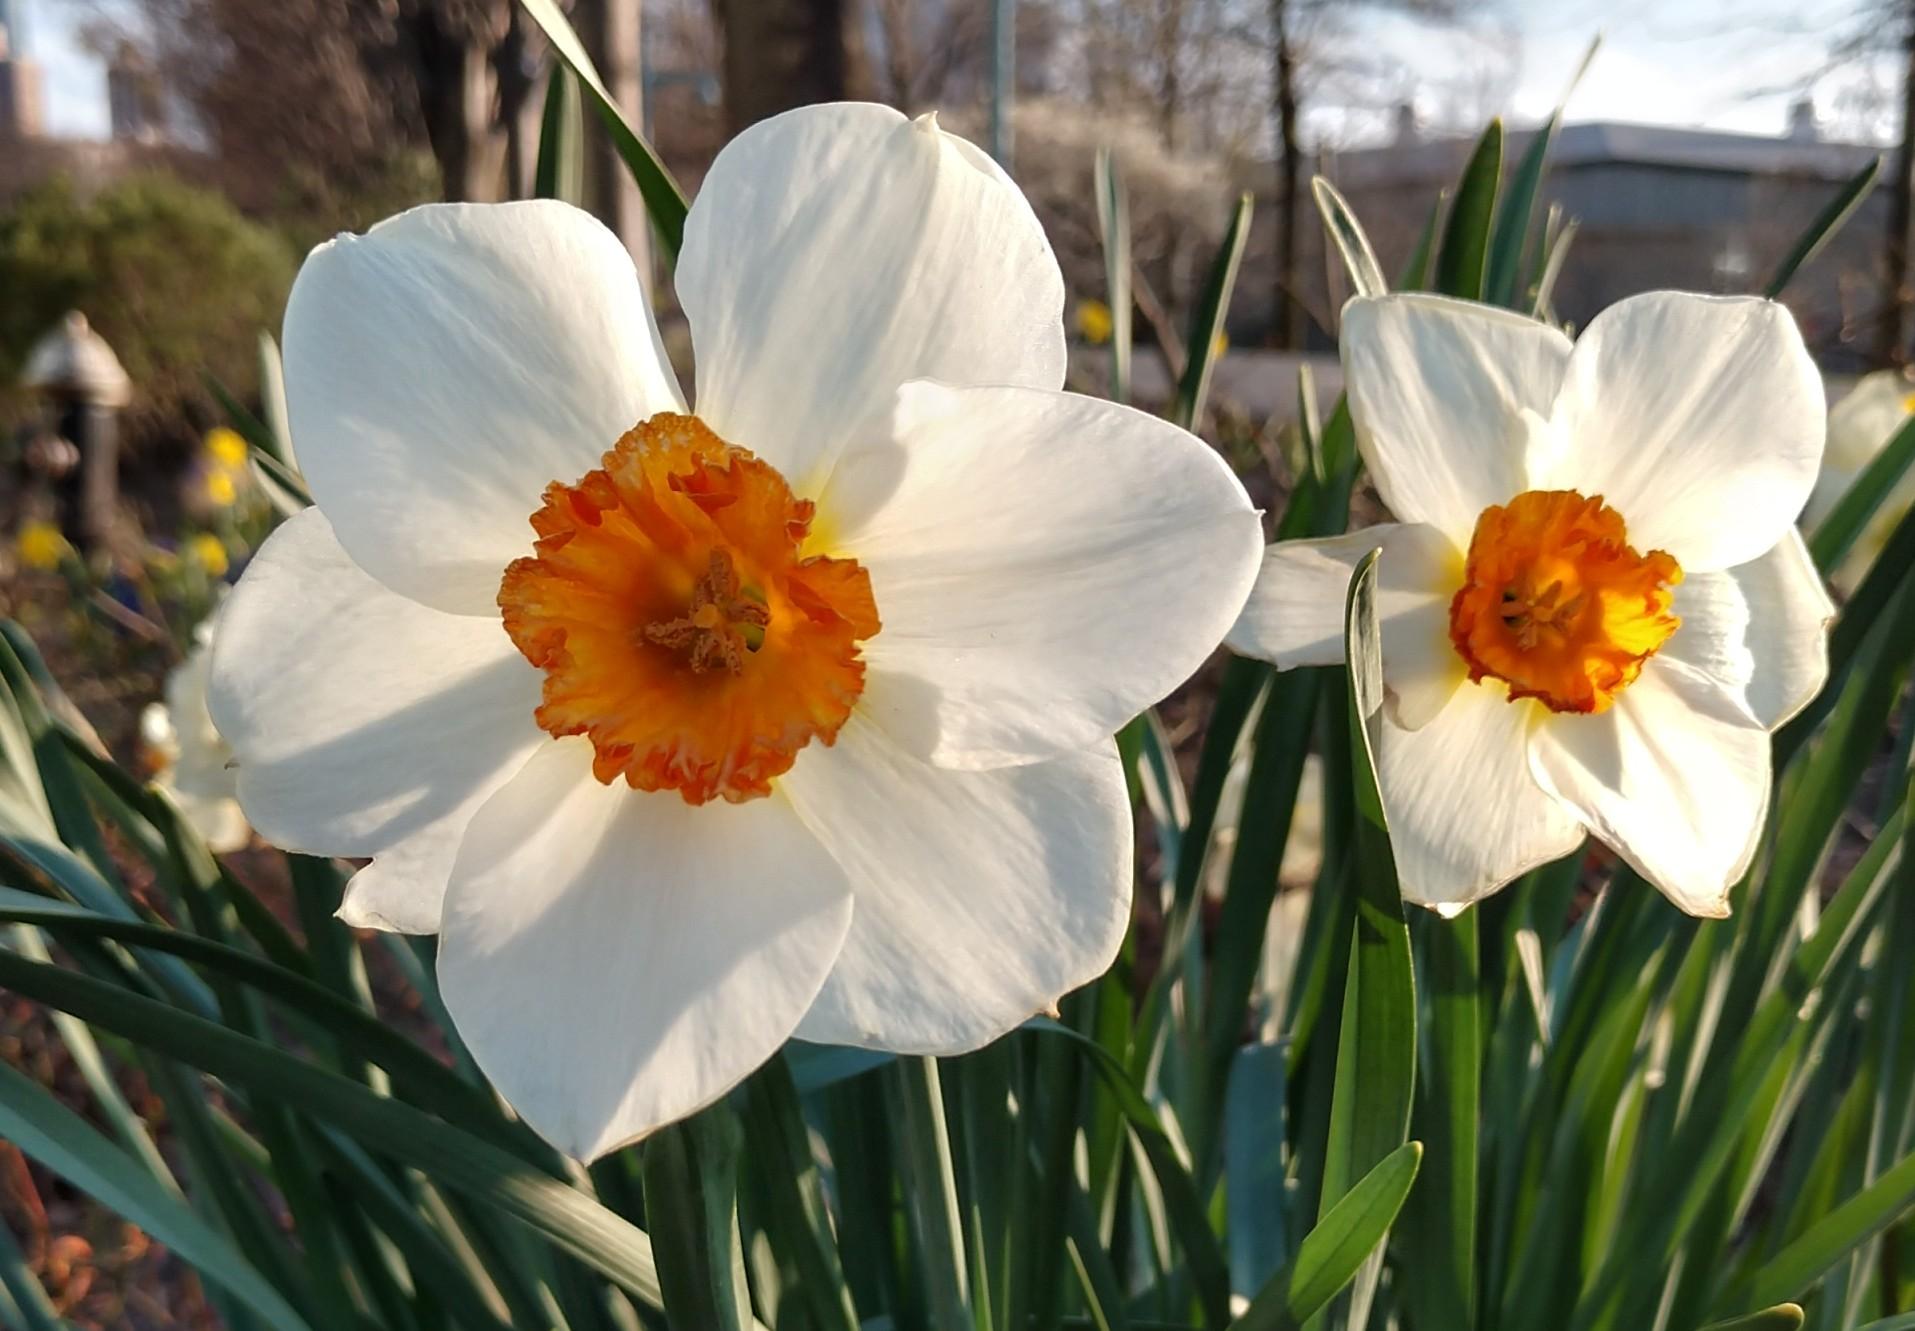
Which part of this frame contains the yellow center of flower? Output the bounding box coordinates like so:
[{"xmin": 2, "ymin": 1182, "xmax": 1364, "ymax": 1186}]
[
  {"xmin": 498, "ymin": 413, "xmax": 880, "ymax": 805},
  {"xmin": 1447, "ymin": 490, "xmax": 1682, "ymax": 714}
]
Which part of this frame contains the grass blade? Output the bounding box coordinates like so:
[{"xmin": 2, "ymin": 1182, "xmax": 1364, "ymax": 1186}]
[
  {"xmin": 534, "ymin": 65, "xmax": 586, "ymax": 204},
  {"xmin": 1809, "ymin": 411, "xmax": 1915, "ymax": 575},
  {"xmin": 644, "ymin": 1107, "xmax": 752, "ymax": 1331},
  {"xmin": 1095, "ymin": 147, "xmax": 1133, "ymax": 405},
  {"xmin": 1764, "ymin": 156, "xmax": 1882, "ymax": 298},
  {"xmin": 0, "ymin": 1058, "xmax": 316, "ymax": 1330},
  {"xmin": 1231, "ymin": 1141, "xmax": 1422, "ymax": 1331},
  {"xmin": 1311, "ymin": 178, "xmax": 1386, "ymax": 300},
  {"xmin": 1434, "ymin": 121, "xmax": 1503, "ymax": 300},
  {"xmin": 516, "ymin": 0, "xmax": 689, "ymax": 257},
  {"xmin": 1172, "ymin": 192, "xmax": 1253, "ymax": 430},
  {"xmin": 1727, "ymin": 1147, "xmax": 1915, "ymax": 1311}
]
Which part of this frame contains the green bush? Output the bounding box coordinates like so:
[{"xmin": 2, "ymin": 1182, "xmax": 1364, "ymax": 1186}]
[{"xmin": 0, "ymin": 174, "xmax": 295, "ymax": 445}]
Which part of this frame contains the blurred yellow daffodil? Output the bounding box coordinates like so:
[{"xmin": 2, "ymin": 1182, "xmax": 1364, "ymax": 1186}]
[
  {"xmin": 188, "ymin": 532, "xmax": 231, "ymax": 578},
  {"xmin": 205, "ymin": 426, "xmax": 250, "ymax": 470},
  {"xmin": 14, "ymin": 519, "xmax": 70, "ymax": 571},
  {"xmin": 1076, "ymin": 298, "xmax": 1114, "ymax": 345},
  {"xmin": 204, "ymin": 468, "xmax": 238, "ymax": 508}
]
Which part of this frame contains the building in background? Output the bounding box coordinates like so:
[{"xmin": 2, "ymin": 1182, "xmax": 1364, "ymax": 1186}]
[
  {"xmin": 106, "ymin": 43, "xmax": 168, "ymax": 144},
  {"xmin": 1243, "ymin": 99, "xmax": 1889, "ymax": 370},
  {"xmin": 0, "ymin": 0, "xmax": 47, "ymax": 139}
]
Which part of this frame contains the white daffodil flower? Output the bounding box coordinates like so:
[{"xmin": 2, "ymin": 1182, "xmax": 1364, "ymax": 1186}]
[
  {"xmin": 141, "ymin": 620, "xmax": 249, "ymax": 854},
  {"xmin": 1800, "ymin": 369, "xmax": 1915, "ymax": 593},
  {"xmin": 206, "ymin": 103, "xmax": 1262, "ymax": 1160},
  {"xmin": 1230, "ymin": 292, "xmax": 1833, "ymax": 919}
]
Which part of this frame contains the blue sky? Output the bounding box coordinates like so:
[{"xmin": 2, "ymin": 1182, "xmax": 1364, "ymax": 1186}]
[{"xmin": 17, "ymin": 0, "xmax": 1903, "ymax": 145}]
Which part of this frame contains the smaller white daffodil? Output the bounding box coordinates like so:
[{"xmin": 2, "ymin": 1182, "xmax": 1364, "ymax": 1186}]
[
  {"xmin": 1800, "ymin": 369, "xmax": 1915, "ymax": 593},
  {"xmin": 141, "ymin": 620, "xmax": 249, "ymax": 854},
  {"xmin": 1230, "ymin": 292, "xmax": 1833, "ymax": 918}
]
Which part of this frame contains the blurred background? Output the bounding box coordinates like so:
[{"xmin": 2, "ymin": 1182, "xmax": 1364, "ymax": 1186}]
[{"xmin": 1, "ymin": 0, "xmax": 1913, "ymax": 1323}]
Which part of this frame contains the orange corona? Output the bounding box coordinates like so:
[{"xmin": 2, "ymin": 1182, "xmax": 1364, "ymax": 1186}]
[
  {"xmin": 1448, "ymin": 490, "xmax": 1681, "ymax": 715},
  {"xmin": 499, "ymin": 414, "xmax": 879, "ymax": 804}
]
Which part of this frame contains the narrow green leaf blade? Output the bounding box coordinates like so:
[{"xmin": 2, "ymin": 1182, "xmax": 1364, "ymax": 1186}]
[
  {"xmin": 516, "ymin": 0, "xmax": 690, "ymax": 256},
  {"xmin": 1173, "ymin": 192, "xmax": 1254, "ymax": 430},
  {"xmin": 1312, "ymin": 177, "xmax": 1386, "ymax": 299},
  {"xmin": 1809, "ymin": 410, "xmax": 1915, "ymax": 575},
  {"xmin": 1434, "ymin": 121, "xmax": 1503, "ymax": 300},
  {"xmin": 1731, "ymin": 1147, "xmax": 1915, "ymax": 1310},
  {"xmin": 0, "ymin": 1058, "xmax": 315, "ymax": 1331},
  {"xmin": 1764, "ymin": 156, "xmax": 1881, "ymax": 298},
  {"xmin": 1697, "ymin": 1305, "xmax": 1805, "ymax": 1330},
  {"xmin": 1232, "ymin": 1141, "xmax": 1423, "ymax": 1331}
]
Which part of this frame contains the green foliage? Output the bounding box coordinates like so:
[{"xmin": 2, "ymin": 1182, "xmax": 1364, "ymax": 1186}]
[{"xmin": 0, "ymin": 174, "xmax": 295, "ymax": 441}]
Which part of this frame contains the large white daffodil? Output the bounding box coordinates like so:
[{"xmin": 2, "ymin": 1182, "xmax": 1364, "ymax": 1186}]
[
  {"xmin": 1229, "ymin": 292, "xmax": 1832, "ymax": 919},
  {"xmin": 206, "ymin": 103, "xmax": 1263, "ymax": 1160},
  {"xmin": 1800, "ymin": 369, "xmax": 1915, "ymax": 593}
]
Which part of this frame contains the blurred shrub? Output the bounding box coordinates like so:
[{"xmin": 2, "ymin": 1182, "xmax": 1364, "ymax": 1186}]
[{"xmin": 0, "ymin": 174, "xmax": 296, "ymax": 446}]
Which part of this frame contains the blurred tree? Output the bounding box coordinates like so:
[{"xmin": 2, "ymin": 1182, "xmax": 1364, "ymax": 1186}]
[
  {"xmin": 67, "ymin": 0, "xmax": 519, "ymax": 224},
  {"xmin": 1266, "ymin": 0, "xmax": 1464, "ymax": 348},
  {"xmin": 576, "ymin": 0, "xmax": 649, "ymax": 269},
  {"xmin": 713, "ymin": 0, "xmax": 868, "ymax": 131},
  {"xmin": 0, "ymin": 174, "xmax": 295, "ymax": 444}
]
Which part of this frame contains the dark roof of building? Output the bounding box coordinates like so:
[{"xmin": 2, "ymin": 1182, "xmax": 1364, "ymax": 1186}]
[{"xmin": 1324, "ymin": 119, "xmax": 1883, "ymax": 190}]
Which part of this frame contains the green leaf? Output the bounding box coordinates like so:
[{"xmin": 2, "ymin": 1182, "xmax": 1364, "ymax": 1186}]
[
  {"xmin": 740, "ymin": 1055, "xmax": 861, "ymax": 1331},
  {"xmin": 1029, "ymin": 1020, "xmax": 1234, "ymax": 1327},
  {"xmin": 644, "ymin": 1105, "xmax": 753, "ymax": 1331},
  {"xmin": 1224, "ymin": 1041, "xmax": 1289, "ymax": 1297},
  {"xmin": 516, "ymin": 0, "xmax": 690, "ymax": 257},
  {"xmin": 1696, "ymin": 1305, "xmax": 1805, "ymax": 1330},
  {"xmin": 534, "ymin": 65, "xmax": 586, "ymax": 204},
  {"xmin": 1230, "ymin": 1141, "xmax": 1422, "ymax": 1331},
  {"xmin": 1402, "ymin": 910, "xmax": 1479, "ymax": 1328},
  {"xmin": 1311, "ymin": 177, "xmax": 1386, "ymax": 299},
  {"xmin": 1530, "ymin": 217, "xmax": 1579, "ymax": 320},
  {"xmin": 1314, "ymin": 551, "xmax": 1417, "ymax": 1323},
  {"xmin": 1095, "ymin": 147, "xmax": 1133, "ymax": 405},
  {"xmin": 1810, "ymin": 411, "xmax": 1915, "ymax": 575},
  {"xmin": 1434, "ymin": 121, "xmax": 1504, "ymax": 299},
  {"xmin": 1728, "ymin": 1147, "xmax": 1915, "ymax": 1310},
  {"xmin": 0, "ymin": 1057, "xmax": 315, "ymax": 1330},
  {"xmin": 889, "ymin": 1056, "xmax": 972, "ymax": 1331},
  {"xmin": 0, "ymin": 947, "xmax": 668, "ymax": 1309},
  {"xmin": 1172, "ymin": 192, "xmax": 1253, "ymax": 430},
  {"xmin": 0, "ymin": 1210, "xmax": 64, "ymax": 1331},
  {"xmin": 1764, "ymin": 156, "xmax": 1881, "ymax": 298}
]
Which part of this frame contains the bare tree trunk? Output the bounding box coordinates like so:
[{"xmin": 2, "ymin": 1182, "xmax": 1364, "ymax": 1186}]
[
  {"xmin": 715, "ymin": 0, "xmax": 849, "ymax": 134},
  {"xmin": 578, "ymin": 0, "xmax": 649, "ymax": 278},
  {"xmin": 875, "ymin": 0, "xmax": 915, "ymax": 109},
  {"xmin": 1155, "ymin": 0, "xmax": 1185, "ymax": 148},
  {"xmin": 499, "ymin": 9, "xmax": 536, "ymax": 200},
  {"xmin": 411, "ymin": 3, "xmax": 506, "ymax": 203},
  {"xmin": 1881, "ymin": 2, "xmax": 1915, "ymax": 366},
  {"xmin": 1272, "ymin": 0, "xmax": 1301, "ymax": 348}
]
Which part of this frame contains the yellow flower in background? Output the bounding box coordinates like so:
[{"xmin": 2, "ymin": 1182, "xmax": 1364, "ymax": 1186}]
[
  {"xmin": 1076, "ymin": 298, "xmax": 1114, "ymax": 345},
  {"xmin": 188, "ymin": 533, "xmax": 231, "ymax": 578},
  {"xmin": 205, "ymin": 426, "xmax": 250, "ymax": 470},
  {"xmin": 15, "ymin": 520, "xmax": 70, "ymax": 571},
  {"xmin": 204, "ymin": 468, "xmax": 238, "ymax": 508},
  {"xmin": 1213, "ymin": 329, "xmax": 1230, "ymax": 358},
  {"xmin": 1800, "ymin": 370, "xmax": 1915, "ymax": 593}
]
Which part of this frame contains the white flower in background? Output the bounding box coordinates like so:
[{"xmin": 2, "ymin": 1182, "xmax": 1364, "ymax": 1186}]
[
  {"xmin": 141, "ymin": 622, "xmax": 249, "ymax": 854},
  {"xmin": 1800, "ymin": 369, "xmax": 1915, "ymax": 593},
  {"xmin": 207, "ymin": 103, "xmax": 1263, "ymax": 1160},
  {"xmin": 1230, "ymin": 292, "xmax": 1832, "ymax": 919}
]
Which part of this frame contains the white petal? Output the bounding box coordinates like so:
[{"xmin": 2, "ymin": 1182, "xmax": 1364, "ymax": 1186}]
[
  {"xmin": 206, "ymin": 509, "xmax": 544, "ymax": 934},
  {"xmin": 1226, "ymin": 524, "xmax": 1466, "ymax": 731},
  {"xmin": 438, "ymin": 739, "xmax": 853, "ymax": 1160},
  {"xmin": 1528, "ymin": 659, "xmax": 1771, "ymax": 918},
  {"xmin": 1340, "ymin": 294, "xmax": 1572, "ymax": 541},
  {"xmin": 679, "ymin": 104, "xmax": 1065, "ymax": 494},
  {"xmin": 1825, "ymin": 370, "xmax": 1914, "ymax": 473},
  {"xmin": 1375, "ymin": 681, "xmax": 1585, "ymax": 913},
  {"xmin": 1541, "ymin": 292, "xmax": 1823, "ymax": 572},
  {"xmin": 1664, "ymin": 529, "xmax": 1833, "ymax": 729},
  {"xmin": 827, "ymin": 381, "xmax": 1261, "ymax": 768},
  {"xmin": 284, "ymin": 201, "xmax": 684, "ymax": 613},
  {"xmin": 783, "ymin": 717, "xmax": 1130, "ymax": 1053}
]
